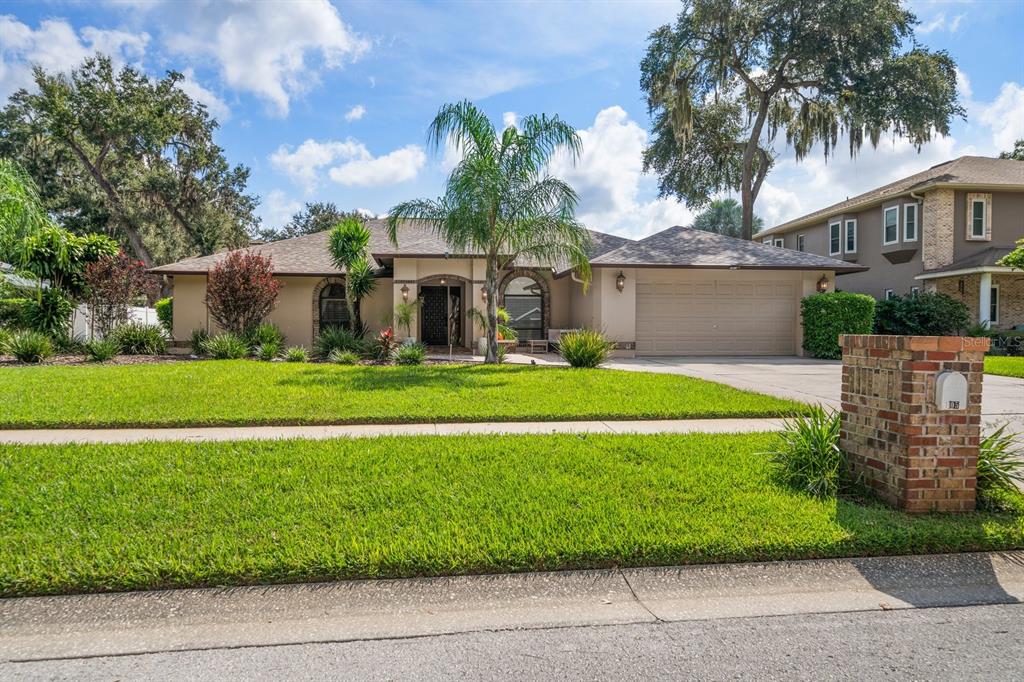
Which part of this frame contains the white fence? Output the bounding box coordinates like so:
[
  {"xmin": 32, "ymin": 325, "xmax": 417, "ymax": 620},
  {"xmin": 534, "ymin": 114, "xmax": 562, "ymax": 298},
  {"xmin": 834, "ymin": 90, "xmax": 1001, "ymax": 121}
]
[{"xmin": 71, "ymin": 303, "xmax": 159, "ymax": 341}]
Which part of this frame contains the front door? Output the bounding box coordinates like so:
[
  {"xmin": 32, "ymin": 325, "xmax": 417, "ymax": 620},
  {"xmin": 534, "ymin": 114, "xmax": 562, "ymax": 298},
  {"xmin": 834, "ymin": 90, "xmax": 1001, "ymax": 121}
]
[{"xmin": 420, "ymin": 286, "xmax": 449, "ymax": 345}]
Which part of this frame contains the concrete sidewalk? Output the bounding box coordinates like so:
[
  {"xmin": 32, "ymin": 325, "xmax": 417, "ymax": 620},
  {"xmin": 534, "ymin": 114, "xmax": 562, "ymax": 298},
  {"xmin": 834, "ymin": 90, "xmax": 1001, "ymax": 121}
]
[
  {"xmin": 0, "ymin": 417, "xmax": 788, "ymax": 445},
  {"xmin": 2, "ymin": 551, "xmax": 1021, "ymax": 662}
]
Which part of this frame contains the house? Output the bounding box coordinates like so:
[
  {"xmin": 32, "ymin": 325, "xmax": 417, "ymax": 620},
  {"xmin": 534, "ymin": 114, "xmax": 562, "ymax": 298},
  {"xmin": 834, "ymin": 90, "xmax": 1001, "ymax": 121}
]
[
  {"xmin": 755, "ymin": 156, "xmax": 1024, "ymax": 330},
  {"xmin": 150, "ymin": 222, "xmax": 863, "ymax": 357}
]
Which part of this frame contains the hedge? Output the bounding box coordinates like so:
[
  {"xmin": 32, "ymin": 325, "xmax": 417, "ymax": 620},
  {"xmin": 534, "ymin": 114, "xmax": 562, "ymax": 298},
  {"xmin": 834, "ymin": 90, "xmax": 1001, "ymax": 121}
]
[
  {"xmin": 873, "ymin": 292, "xmax": 969, "ymax": 336},
  {"xmin": 801, "ymin": 292, "xmax": 876, "ymax": 359},
  {"xmin": 0, "ymin": 297, "xmax": 29, "ymax": 328},
  {"xmin": 155, "ymin": 297, "xmax": 173, "ymax": 334}
]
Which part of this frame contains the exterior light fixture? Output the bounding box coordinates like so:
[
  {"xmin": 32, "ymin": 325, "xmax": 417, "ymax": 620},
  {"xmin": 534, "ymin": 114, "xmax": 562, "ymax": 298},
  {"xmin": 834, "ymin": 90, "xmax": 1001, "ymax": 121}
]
[
  {"xmin": 615, "ymin": 271, "xmax": 626, "ymax": 292},
  {"xmin": 440, "ymin": 276, "xmax": 447, "ymax": 285},
  {"xmin": 816, "ymin": 275, "xmax": 829, "ymax": 293},
  {"xmin": 400, "ymin": 284, "xmax": 409, "ymax": 301},
  {"xmin": 481, "ymin": 289, "xmax": 488, "ymax": 302}
]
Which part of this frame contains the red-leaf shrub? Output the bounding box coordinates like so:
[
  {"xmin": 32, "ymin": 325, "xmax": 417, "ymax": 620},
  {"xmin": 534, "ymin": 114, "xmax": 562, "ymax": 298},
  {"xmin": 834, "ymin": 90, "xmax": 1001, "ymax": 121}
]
[
  {"xmin": 84, "ymin": 252, "xmax": 158, "ymax": 337},
  {"xmin": 205, "ymin": 250, "xmax": 281, "ymax": 335}
]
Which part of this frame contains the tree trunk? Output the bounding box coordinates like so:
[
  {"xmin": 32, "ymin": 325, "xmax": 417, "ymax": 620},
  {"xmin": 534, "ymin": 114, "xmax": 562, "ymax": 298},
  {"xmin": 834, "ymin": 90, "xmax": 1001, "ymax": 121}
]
[
  {"xmin": 484, "ymin": 256, "xmax": 498, "ymax": 364},
  {"xmin": 739, "ymin": 97, "xmax": 771, "ymax": 241}
]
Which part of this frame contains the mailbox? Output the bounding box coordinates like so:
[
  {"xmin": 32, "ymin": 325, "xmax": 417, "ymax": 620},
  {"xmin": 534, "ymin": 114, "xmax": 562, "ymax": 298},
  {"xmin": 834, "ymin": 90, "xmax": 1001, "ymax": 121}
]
[{"xmin": 935, "ymin": 371, "xmax": 968, "ymax": 410}]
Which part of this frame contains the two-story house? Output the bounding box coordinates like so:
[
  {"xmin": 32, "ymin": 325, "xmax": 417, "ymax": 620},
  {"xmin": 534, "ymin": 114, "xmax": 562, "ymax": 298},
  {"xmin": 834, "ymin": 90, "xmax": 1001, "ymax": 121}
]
[{"xmin": 755, "ymin": 156, "xmax": 1024, "ymax": 330}]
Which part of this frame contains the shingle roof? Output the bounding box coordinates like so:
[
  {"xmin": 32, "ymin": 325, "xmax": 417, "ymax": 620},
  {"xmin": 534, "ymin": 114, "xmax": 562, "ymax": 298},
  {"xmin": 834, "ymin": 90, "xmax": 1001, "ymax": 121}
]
[
  {"xmin": 590, "ymin": 226, "xmax": 866, "ymax": 273},
  {"xmin": 758, "ymin": 156, "xmax": 1024, "ymax": 238},
  {"xmin": 918, "ymin": 247, "xmax": 1015, "ymax": 276},
  {"xmin": 149, "ymin": 221, "xmax": 636, "ymax": 276}
]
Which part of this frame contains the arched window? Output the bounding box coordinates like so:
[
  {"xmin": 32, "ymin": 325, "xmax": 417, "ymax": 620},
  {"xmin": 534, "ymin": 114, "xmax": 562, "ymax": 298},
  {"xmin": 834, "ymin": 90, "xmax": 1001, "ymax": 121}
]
[
  {"xmin": 503, "ymin": 276, "xmax": 543, "ymax": 341},
  {"xmin": 319, "ymin": 282, "xmax": 349, "ymax": 332}
]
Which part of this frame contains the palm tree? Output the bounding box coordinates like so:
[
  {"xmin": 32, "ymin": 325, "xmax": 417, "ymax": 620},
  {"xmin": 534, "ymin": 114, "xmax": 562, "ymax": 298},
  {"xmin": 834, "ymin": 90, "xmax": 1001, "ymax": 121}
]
[
  {"xmin": 692, "ymin": 199, "xmax": 763, "ymax": 239},
  {"xmin": 0, "ymin": 158, "xmax": 51, "ymax": 263},
  {"xmin": 327, "ymin": 217, "xmax": 377, "ymax": 336},
  {"xmin": 387, "ymin": 101, "xmax": 592, "ymax": 363}
]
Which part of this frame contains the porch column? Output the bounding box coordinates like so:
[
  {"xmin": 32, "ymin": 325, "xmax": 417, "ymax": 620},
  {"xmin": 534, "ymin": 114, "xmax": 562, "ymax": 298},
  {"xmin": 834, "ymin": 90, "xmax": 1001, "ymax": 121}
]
[{"xmin": 978, "ymin": 272, "xmax": 992, "ymax": 327}]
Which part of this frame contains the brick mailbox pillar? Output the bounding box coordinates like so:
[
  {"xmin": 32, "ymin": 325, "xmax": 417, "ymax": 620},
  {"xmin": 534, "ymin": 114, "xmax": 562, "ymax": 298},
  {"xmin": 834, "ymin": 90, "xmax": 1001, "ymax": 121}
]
[{"xmin": 839, "ymin": 335, "xmax": 989, "ymax": 513}]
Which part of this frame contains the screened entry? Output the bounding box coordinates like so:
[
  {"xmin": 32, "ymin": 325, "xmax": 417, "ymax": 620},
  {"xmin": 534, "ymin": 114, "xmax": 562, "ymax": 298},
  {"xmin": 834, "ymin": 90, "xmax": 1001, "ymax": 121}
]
[{"xmin": 502, "ymin": 276, "xmax": 544, "ymax": 341}]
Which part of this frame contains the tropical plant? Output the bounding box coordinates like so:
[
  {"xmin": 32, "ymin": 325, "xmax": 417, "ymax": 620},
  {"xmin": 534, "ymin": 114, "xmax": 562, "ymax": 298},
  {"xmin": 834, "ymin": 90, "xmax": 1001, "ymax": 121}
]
[
  {"xmin": 108, "ymin": 322, "xmax": 167, "ymax": 355},
  {"xmin": 393, "ymin": 300, "xmax": 419, "ymax": 339},
  {"xmin": 372, "ymin": 326, "xmax": 398, "ymax": 361},
  {"xmin": 83, "ymin": 252, "xmax": 157, "ymax": 337},
  {"xmin": 11, "ymin": 225, "xmax": 118, "ymax": 298},
  {"xmin": 641, "ymin": 0, "xmax": 963, "ymax": 239},
  {"xmin": 84, "ymin": 338, "xmax": 119, "ymax": 362},
  {"xmin": 327, "ymin": 217, "xmax": 377, "ymax": 335},
  {"xmin": 977, "ymin": 424, "xmax": 1024, "ymax": 496},
  {"xmin": 765, "ymin": 406, "xmax": 844, "ymax": 498},
  {"xmin": 387, "ymin": 101, "xmax": 592, "ymax": 363},
  {"xmin": 692, "ymin": 199, "xmax": 762, "ymax": 238},
  {"xmin": 284, "ymin": 345, "xmax": 308, "ymax": 362},
  {"xmin": 202, "ymin": 333, "xmax": 249, "ymax": 360},
  {"xmin": 255, "ymin": 342, "xmax": 282, "ymax": 362},
  {"xmin": 7, "ymin": 330, "xmax": 53, "ymax": 363},
  {"xmin": 155, "ymin": 297, "xmax": 174, "ymax": 334},
  {"xmin": 468, "ymin": 306, "xmax": 518, "ymax": 344},
  {"xmin": 394, "ymin": 342, "xmax": 427, "ymax": 365},
  {"xmin": 243, "ymin": 322, "xmax": 286, "ymax": 352},
  {"xmin": 327, "ymin": 349, "xmax": 360, "ymax": 365},
  {"xmin": 0, "ymin": 327, "xmax": 11, "ymax": 354},
  {"xmin": 313, "ymin": 326, "xmax": 364, "ymax": 359},
  {"xmin": 190, "ymin": 328, "xmax": 210, "ymax": 356},
  {"xmin": 495, "ymin": 343, "xmax": 508, "ymax": 364},
  {"xmin": 21, "ymin": 287, "xmax": 74, "ymax": 337},
  {"xmin": 205, "ymin": 250, "xmax": 281, "ymax": 335},
  {"xmin": 0, "ymin": 158, "xmax": 51, "ymax": 261},
  {"xmin": 873, "ymin": 292, "xmax": 969, "ymax": 336},
  {"xmin": 558, "ymin": 329, "xmax": 614, "ymax": 368}
]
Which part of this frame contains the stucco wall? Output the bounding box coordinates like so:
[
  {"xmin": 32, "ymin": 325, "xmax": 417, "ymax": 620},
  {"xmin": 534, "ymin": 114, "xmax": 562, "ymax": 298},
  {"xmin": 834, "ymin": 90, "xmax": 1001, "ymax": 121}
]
[
  {"xmin": 170, "ymin": 275, "xmax": 209, "ymax": 342},
  {"xmin": 952, "ymin": 190, "xmax": 1024, "ymax": 261}
]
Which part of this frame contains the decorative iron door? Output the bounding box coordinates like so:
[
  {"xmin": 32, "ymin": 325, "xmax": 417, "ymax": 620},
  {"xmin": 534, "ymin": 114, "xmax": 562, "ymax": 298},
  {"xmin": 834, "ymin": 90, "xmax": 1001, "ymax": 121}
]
[{"xmin": 420, "ymin": 286, "xmax": 448, "ymax": 345}]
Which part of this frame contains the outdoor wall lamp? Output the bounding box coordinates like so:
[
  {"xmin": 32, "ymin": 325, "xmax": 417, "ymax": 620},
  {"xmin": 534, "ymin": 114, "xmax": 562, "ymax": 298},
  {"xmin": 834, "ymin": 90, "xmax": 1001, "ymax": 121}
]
[
  {"xmin": 440, "ymin": 276, "xmax": 447, "ymax": 285},
  {"xmin": 615, "ymin": 271, "xmax": 626, "ymax": 292},
  {"xmin": 816, "ymin": 275, "xmax": 829, "ymax": 293},
  {"xmin": 481, "ymin": 289, "xmax": 488, "ymax": 302},
  {"xmin": 400, "ymin": 284, "xmax": 409, "ymax": 301}
]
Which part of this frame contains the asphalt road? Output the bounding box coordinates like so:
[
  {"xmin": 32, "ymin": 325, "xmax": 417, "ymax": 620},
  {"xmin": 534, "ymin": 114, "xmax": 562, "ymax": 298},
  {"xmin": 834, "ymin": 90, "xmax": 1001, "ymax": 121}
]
[{"xmin": 5, "ymin": 603, "xmax": 1022, "ymax": 681}]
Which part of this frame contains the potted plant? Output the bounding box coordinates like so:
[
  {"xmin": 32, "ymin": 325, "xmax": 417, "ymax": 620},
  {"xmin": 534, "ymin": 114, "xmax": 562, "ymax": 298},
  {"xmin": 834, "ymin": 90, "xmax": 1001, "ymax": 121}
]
[
  {"xmin": 470, "ymin": 307, "xmax": 517, "ymax": 355},
  {"xmin": 394, "ymin": 300, "xmax": 419, "ymax": 345}
]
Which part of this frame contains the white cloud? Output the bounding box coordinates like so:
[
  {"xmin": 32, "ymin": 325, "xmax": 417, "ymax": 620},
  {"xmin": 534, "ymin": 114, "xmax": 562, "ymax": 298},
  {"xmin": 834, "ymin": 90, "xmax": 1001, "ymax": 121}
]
[
  {"xmin": 976, "ymin": 82, "xmax": 1024, "ymax": 153},
  {"xmin": 345, "ymin": 104, "xmax": 366, "ymax": 122},
  {"xmin": 261, "ymin": 189, "xmax": 301, "ymax": 228},
  {"xmin": 177, "ymin": 68, "xmax": 230, "ymax": 121},
  {"xmin": 161, "ymin": 0, "xmax": 368, "ymax": 116},
  {"xmin": 329, "ymin": 145, "xmax": 426, "ymax": 187},
  {"xmin": 502, "ymin": 111, "xmax": 518, "ymax": 129},
  {"xmin": 550, "ymin": 106, "xmax": 695, "ymax": 239},
  {"xmin": 271, "ymin": 138, "xmax": 426, "ymax": 191},
  {"xmin": 0, "ymin": 16, "xmax": 149, "ymax": 100},
  {"xmin": 918, "ymin": 12, "xmax": 965, "ymax": 35}
]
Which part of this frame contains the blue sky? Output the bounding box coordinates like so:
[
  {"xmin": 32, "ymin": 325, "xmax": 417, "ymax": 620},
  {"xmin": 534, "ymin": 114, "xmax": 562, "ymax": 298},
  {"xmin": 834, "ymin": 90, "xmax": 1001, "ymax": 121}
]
[{"xmin": 1, "ymin": 0, "xmax": 1022, "ymax": 239}]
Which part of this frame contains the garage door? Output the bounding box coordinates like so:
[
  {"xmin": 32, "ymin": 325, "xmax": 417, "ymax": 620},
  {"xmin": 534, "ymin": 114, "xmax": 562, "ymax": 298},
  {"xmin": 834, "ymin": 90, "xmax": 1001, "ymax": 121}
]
[{"xmin": 635, "ymin": 271, "xmax": 799, "ymax": 355}]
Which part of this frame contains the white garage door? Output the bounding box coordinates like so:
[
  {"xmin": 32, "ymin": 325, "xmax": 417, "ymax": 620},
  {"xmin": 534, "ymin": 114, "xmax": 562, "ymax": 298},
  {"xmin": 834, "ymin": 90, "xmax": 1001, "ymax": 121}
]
[{"xmin": 635, "ymin": 270, "xmax": 799, "ymax": 356}]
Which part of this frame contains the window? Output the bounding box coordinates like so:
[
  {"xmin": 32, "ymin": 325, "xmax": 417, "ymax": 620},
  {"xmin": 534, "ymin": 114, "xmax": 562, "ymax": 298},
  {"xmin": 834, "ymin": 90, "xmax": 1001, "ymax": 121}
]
[
  {"xmin": 318, "ymin": 282, "xmax": 349, "ymax": 332},
  {"xmin": 844, "ymin": 219, "xmax": 857, "ymax": 253},
  {"xmin": 796, "ymin": 234, "xmax": 806, "ymax": 252},
  {"xmin": 990, "ymin": 285, "xmax": 999, "ymax": 324},
  {"xmin": 883, "ymin": 206, "xmax": 899, "ymax": 245},
  {"xmin": 910, "ymin": 286, "xmax": 920, "ymax": 296},
  {"xmin": 829, "ymin": 221, "xmax": 841, "ymax": 255},
  {"xmin": 773, "ymin": 238, "xmax": 784, "ymax": 248},
  {"xmin": 903, "ymin": 204, "xmax": 918, "ymax": 242},
  {"xmin": 884, "ymin": 289, "xmax": 896, "ymax": 300},
  {"xmin": 762, "ymin": 238, "xmax": 772, "ymax": 245},
  {"xmin": 971, "ymin": 199, "xmax": 987, "ymax": 238},
  {"xmin": 503, "ymin": 276, "xmax": 544, "ymax": 341}
]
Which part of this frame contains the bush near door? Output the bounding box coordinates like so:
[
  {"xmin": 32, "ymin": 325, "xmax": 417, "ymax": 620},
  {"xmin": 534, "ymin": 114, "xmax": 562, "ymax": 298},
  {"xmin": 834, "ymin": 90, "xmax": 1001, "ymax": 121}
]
[
  {"xmin": 800, "ymin": 292, "xmax": 875, "ymax": 359},
  {"xmin": 874, "ymin": 292, "xmax": 969, "ymax": 336}
]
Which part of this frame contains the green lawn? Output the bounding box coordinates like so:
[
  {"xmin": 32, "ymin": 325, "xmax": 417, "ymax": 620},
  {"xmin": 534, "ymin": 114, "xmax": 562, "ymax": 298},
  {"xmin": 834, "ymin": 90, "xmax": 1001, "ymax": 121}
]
[
  {"xmin": 1, "ymin": 433, "xmax": 1021, "ymax": 597},
  {"xmin": 0, "ymin": 361, "xmax": 805, "ymax": 428},
  {"xmin": 985, "ymin": 356, "xmax": 1024, "ymax": 379}
]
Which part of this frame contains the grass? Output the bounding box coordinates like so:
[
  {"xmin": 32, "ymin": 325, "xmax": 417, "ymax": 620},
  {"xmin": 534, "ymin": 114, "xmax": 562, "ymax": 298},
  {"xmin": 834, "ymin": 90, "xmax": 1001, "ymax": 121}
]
[
  {"xmin": 985, "ymin": 356, "xmax": 1024, "ymax": 379},
  {"xmin": 1, "ymin": 432, "xmax": 1021, "ymax": 597},
  {"xmin": 0, "ymin": 361, "xmax": 805, "ymax": 428}
]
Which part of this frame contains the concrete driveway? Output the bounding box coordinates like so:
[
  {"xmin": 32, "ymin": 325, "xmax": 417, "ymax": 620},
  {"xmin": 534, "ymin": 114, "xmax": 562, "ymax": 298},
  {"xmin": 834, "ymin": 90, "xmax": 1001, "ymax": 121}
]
[{"xmin": 606, "ymin": 355, "xmax": 1024, "ymax": 433}]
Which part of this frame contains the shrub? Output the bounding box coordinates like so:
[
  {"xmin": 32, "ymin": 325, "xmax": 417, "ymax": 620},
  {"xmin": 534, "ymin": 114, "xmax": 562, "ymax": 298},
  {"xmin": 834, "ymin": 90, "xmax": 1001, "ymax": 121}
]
[
  {"xmin": 0, "ymin": 298, "xmax": 28, "ymax": 327},
  {"xmin": 190, "ymin": 328, "xmax": 210, "ymax": 356},
  {"xmin": 558, "ymin": 329, "xmax": 613, "ymax": 368},
  {"xmin": 976, "ymin": 424, "xmax": 1024, "ymax": 511},
  {"xmin": 84, "ymin": 338, "xmax": 119, "ymax": 362},
  {"xmin": 83, "ymin": 252, "xmax": 157, "ymax": 337},
  {"xmin": 800, "ymin": 292, "xmax": 876, "ymax": 359},
  {"xmin": 243, "ymin": 322, "xmax": 285, "ymax": 352},
  {"xmin": 394, "ymin": 342, "xmax": 427, "ymax": 365},
  {"xmin": 765, "ymin": 406, "xmax": 843, "ymax": 498},
  {"xmin": 202, "ymin": 333, "xmax": 249, "ymax": 360},
  {"xmin": 313, "ymin": 326, "xmax": 362, "ymax": 359},
  {"xmin": 205, "ymin": 250, "xmax": 281, "ymax": 335},
  {"xmin": 372, "ymin": 327, "xmax": 398, "ymax": 361},
  {"xmin": 496, "ymin": 343, "xmax": 508, "ymax": 364},
  {"xmin": 0, "ymin": 327, "xmax": 11, "ymax": 354},
  {"xmin": 255, "ymin": 342, "xmax": 281, "ymax": 362},
  {"xmin": 53, "ymin": 332, "xmax": 86, "ymax": 355},
  {"xmin": 108, "ymin": 322, "xmax": 167, "ymax": 355},
  {"xmin": 284, "ymin": 346, "xmax": 308, "ymax": 362},
  {"xmin": 22, "ymin": 288, "xmax": 74, "ymax": 336},
  {"xmin": 327, "ymin": 349, "xmax": 360, "ymax": 365},
  {"xmin": 8, "ymin": 330, "xmax": 53, "ymax": 363},
  {"xmin": 155, "ymin": 297, "xmax": 173, "ymax": 334},
  {"xmin": 874, "ymin": 292, "xmax": 969, "ymax": 336}
]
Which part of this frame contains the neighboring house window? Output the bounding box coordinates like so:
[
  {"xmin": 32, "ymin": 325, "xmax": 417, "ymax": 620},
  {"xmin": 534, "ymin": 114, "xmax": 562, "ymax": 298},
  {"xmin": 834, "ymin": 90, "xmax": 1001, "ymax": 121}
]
[
  {"xmin": 773, "ymin": 238, "xmax": 784, "ymax": 248},
  {"xmin": 971, "ymin": 198, "xmax": 987, "ymax": 238},
  {"xmin": 797, "ymin": 234, "xmax": 806, "ymax": 252},
  {"xmin": 762, "ymin": 238, "xmax": 772, "ymax": 245},
  {"xmin": 990, "ymin": 285, "xmax": 999, "ymax": 324},
  {"xmin": 883, "ymin": 206, "xmax": 899, "ymax": 245},
  {"xmin": 844, "ymin": 219, "xmax": 857, "ymax": 253},
  {"xmin": 829, "ymin": 220, "xmax": 841, "ymax": 255},
  {"xmin": 903, "ymin": 204, "xmax": 918, "ymax": 242},
  {"xmin": 910, "ymin": 286, "xmax": 920, "ymax": 296},
  {"xmin": 884, "ymin": 289, "xmax": 896, "ymax": 300}
]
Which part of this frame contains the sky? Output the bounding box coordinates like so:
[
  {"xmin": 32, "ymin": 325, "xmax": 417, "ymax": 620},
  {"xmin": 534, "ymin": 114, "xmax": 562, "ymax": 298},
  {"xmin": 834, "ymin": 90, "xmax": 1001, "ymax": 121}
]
[{"xmin": 1, "ymin": 0, "xmax": 1022, "ymax": 240}]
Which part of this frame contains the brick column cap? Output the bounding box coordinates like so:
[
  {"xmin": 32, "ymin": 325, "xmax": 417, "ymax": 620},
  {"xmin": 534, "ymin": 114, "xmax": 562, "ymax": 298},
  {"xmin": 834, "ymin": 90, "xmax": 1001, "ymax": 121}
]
[{"xmin": 839, "ymin": 334, "xmax": 990, "ymax": 353}]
